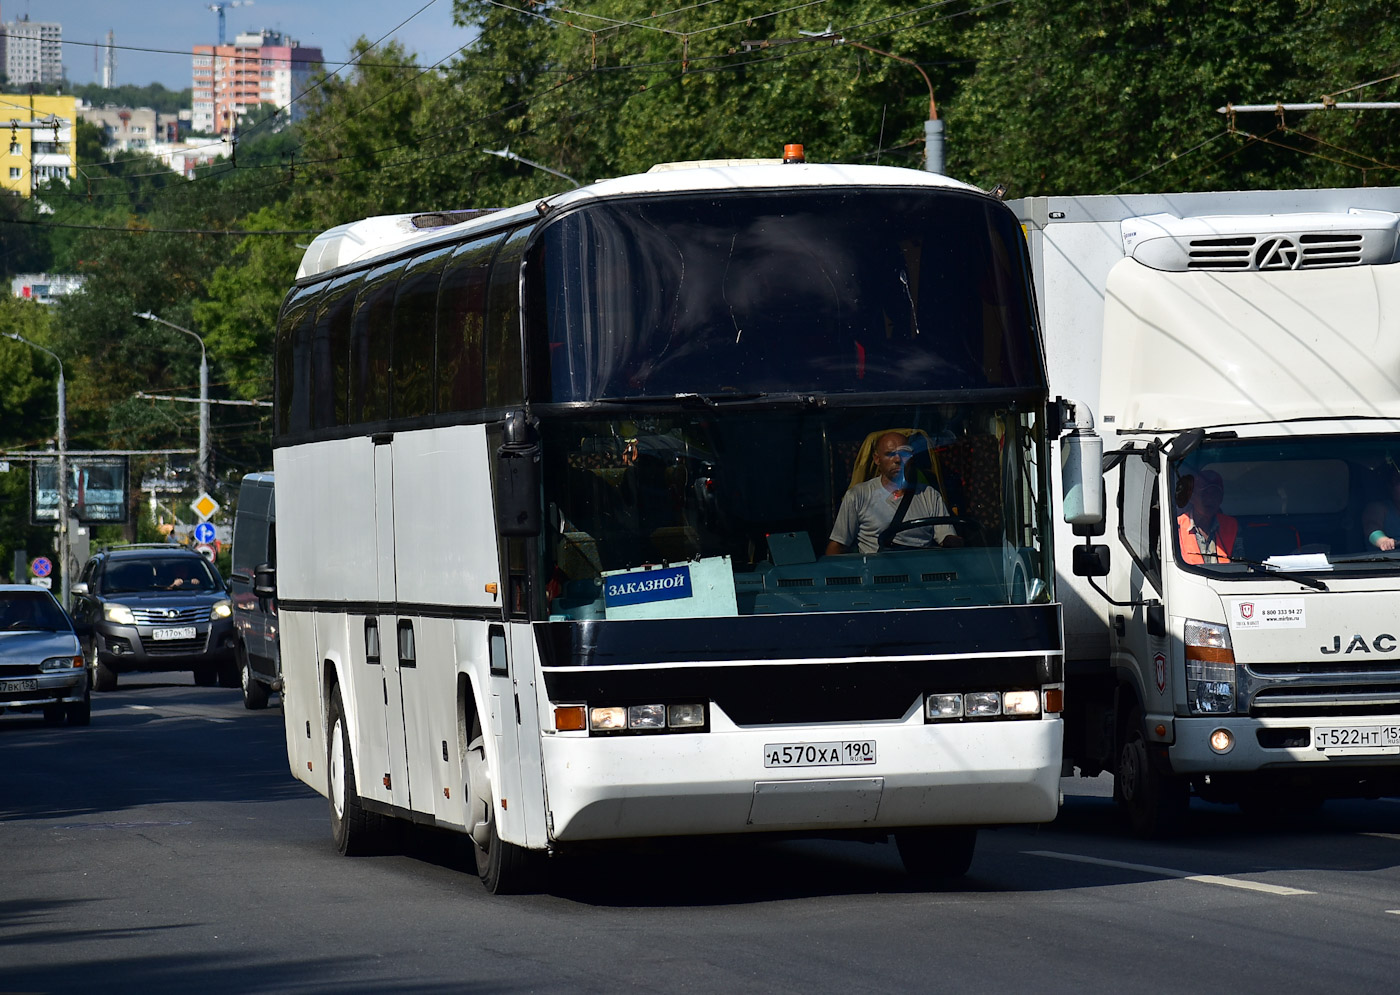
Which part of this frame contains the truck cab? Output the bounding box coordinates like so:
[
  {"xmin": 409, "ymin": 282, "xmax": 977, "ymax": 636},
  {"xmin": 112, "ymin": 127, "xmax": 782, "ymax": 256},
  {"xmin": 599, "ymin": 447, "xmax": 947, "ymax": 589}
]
[{"xmin": 1017, "ymin": 190, "xmax": 1400, "ymax": 832}]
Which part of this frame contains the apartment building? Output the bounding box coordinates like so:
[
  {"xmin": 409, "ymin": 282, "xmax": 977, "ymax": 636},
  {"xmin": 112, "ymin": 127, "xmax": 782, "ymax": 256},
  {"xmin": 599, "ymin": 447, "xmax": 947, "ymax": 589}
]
[
  {"xmin": 192, "ymin": 30, "xmax": 323, "ymax": 136},
  {"xmin": 0, "ymin": 93, "xmax": 76, "ymax": 197},
  {"xmin": 2, "ymin": 16, "xmax": 63, "ymax": 86}
]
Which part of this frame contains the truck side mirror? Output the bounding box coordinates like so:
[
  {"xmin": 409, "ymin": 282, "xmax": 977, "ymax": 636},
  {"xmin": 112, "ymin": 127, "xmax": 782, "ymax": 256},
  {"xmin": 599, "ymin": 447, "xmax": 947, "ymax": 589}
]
[
  {"xmin": 496, "ymin": 409, "xmax": 542, "ymax": 537},
  {"xmin": 1057, "ymin": 397, "xmax": 1104, "ymax": 527},
  {"xmin": 1146, "ymin": 602, "xmax": 1166, "ymax": 637},
  {"xmin": 253, "ymin": 563, "xmax": 277, "ymax": 600},
  {"xmin": 1072, "ymin": 544, "xmax": 1111, "ymax": 577}
]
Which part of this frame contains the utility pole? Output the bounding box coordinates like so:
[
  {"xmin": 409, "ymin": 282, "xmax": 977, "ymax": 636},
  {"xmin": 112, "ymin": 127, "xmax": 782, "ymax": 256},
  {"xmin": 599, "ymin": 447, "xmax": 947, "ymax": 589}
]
[
  {"xmin": 747, "ymin": 30, "xmax": 944, "ymax": 174},
  {"xmin": 133, "ymin": 312, "xmax": 210, "ymax": 498},
  {"xmin": 6, "ymin": 332, "xmax": 69, "ymax": 608}
]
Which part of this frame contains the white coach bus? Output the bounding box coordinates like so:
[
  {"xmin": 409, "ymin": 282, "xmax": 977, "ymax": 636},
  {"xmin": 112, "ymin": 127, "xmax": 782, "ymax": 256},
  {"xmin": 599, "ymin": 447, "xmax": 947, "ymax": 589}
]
[{"xmin": 272, "ymin": 153, "xmax": 1089, "ymax": 893}]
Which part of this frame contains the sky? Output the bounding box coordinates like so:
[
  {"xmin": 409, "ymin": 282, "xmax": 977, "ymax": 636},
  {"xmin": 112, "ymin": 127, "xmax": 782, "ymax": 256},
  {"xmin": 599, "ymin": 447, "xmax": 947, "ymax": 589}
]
[{"xmin": 23, "ymin": 1, "xmax": 474, "ymax": 90}]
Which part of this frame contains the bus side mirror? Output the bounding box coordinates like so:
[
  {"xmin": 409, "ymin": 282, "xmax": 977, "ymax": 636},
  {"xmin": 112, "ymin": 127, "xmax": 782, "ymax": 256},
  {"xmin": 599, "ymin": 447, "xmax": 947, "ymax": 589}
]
[
  {"xmin": 1057, "ymin": 398, "xmax": 1104, "ymax": 527},
  {"xmin": 253, "ymin": 563, "xmax": 277, "ymax": 600},
  {"xmin": 496, "ymin": 410, "xmax": 542, "ymax": 537},
  {"xmin": 1072, "ymin": 544, "xmax": 1110, "ymax": 577}
]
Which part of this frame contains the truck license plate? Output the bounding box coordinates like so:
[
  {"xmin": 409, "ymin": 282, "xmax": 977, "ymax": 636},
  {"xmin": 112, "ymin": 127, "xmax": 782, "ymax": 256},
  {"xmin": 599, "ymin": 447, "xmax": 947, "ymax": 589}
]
[
  {"xmin": 1314, "ymin": 725, "xmax": 1400, "ymax": 752},
  {"xmin": 0, "ymin": 678, "xmax": 38, "ymax": 692},
  {"xmin": 764, "ymin": 740, "xmax": 877, "ymax": 768},
  {"xmin": 152, "ymin": 627, "xmax": 197, "ymax": 641}
]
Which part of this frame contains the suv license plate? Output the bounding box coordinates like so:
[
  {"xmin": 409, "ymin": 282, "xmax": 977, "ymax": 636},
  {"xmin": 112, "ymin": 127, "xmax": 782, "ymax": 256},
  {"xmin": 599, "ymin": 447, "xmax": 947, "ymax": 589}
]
[
  {"xmin": 152, "ymin": 627, "xmax": 197, "ymax": 641},
  {"xmin": 1, "ymin": 678, "xmax": 38, "ymax": 692},
  {"xmin": 1314, "ymin": 725, "xmax": 1400, "ymax": 752},
  {"xmin": 764, "ymin": 741, "xmax": 877, "ymax": 768}
]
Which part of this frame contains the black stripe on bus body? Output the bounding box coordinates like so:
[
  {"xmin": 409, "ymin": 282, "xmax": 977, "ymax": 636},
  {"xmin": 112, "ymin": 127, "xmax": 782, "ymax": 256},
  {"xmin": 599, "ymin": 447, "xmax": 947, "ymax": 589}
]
[
  {"xmin": 278, "ymin": 600, "xmax": 505, "ymax": 623},
  {"xmin": 541, "ymin": 656, "xmax": 1058, "ymax": 725},
  {"xmin": 535, "ymin": 604, "xmax": 1061, "ymax": 668}
]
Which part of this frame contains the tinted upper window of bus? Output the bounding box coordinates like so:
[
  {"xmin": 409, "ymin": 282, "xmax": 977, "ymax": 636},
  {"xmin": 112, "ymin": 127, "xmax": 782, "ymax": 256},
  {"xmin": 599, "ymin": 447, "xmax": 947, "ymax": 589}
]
[
  {"xmin": 314, "ymin": 274, "xmax": 356, "ymax": 429},
  {"xmin": 530, "ymin": 189, "xmax": 1044, "ymax": 401},
  {"xmin": 486, "ymin": 226, "xmax": 530, "ymax": 408},
  {"xmin": 350, "ymin": 262, "xmax": 400, "ymax": 423},
  {"xmin": 438, "ymin": 234, "xmax": 503, "ymax": 413},
  {"xmin": 276, "ymin": 282, "xmax": 321, "ymax": 434},
  {"xmin": 393, "ymin": 246, "xmax": 452, "ymax": 419}
]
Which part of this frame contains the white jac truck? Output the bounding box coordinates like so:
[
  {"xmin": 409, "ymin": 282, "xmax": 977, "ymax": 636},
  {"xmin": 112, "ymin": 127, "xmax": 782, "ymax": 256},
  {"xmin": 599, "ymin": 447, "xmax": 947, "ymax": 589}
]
[{"xmin": 1014, "ymin": 187, "xmax": 1400, "ymax": 833}]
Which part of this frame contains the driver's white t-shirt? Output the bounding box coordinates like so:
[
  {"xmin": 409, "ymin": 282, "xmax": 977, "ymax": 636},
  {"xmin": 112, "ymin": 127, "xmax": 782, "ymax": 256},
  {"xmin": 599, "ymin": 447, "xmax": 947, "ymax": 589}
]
[{"xmin": 828, "ymin": 477, "xmax": 954, "ymax": 554}]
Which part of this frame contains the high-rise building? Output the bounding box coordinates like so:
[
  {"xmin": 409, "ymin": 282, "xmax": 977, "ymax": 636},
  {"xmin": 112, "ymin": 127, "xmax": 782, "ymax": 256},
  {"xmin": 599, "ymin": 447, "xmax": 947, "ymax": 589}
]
[
  {"xmin": 192, "ymin": 30, "xmax": 323, "ymax": 136},
  {"xmin": 3, "ymin": 16, "xmax": 63, "ymax": 86},
  {"xmin": 0, "ymin": 94, "xmax": 77, "ymax": 197}
]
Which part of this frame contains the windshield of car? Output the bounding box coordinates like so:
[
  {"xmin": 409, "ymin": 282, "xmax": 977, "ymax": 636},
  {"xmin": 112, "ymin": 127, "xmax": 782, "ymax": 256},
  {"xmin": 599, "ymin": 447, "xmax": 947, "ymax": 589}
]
[
  {"xmin": 102, "ymin": 556, "xmax": 223, "ymax": 593},
  {"xmin": 539, "ymin": 401, "xmax": 1052, "ymax": 620},
  {"xmin": 0, "ymin": 590, "xmax": 72, "ymax": 631},
  {"xmin": 1171, "ymin": 435, "xmax": 1400, "ymax": 575}
]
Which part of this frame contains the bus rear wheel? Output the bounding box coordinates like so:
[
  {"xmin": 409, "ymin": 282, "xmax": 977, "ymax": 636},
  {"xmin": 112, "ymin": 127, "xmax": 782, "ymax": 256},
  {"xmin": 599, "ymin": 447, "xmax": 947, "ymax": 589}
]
[
  {"xmin": 465, "ymin": 713, "xmax": 539, "ymax": 894},
  {"xmin": 895, "ymin": 826, "xmax": 977, "ymax": 885},
  {"xmin": 327, "ymin": 686, "xmax": 388, "ymax": 856}
]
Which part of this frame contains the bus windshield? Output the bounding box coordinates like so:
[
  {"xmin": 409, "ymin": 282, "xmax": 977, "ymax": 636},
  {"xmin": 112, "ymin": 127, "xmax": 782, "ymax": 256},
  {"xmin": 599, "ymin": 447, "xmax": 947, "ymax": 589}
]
[
  {"xmin": 1171, "ymin": 435, "xmax": 1400, "ymax": 574},
  {"xmin": 530, "ymin": 188, "xmax": 1043, "ymax": 401},
  {"xmin": 540, "ymin": 402, "xmax": 1050, "ymax": 619}
]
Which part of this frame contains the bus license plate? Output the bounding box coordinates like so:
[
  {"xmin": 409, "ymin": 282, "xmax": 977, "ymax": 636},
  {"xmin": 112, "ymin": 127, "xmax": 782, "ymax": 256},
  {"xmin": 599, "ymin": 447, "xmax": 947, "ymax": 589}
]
[
  {"xmin": 1, "ymin": 678, "xmax": 38, "ymax": 692},
  {"xmin": 1314, "ymin": 726, "xmax": 1400, "ymax": 751},
  {"xmin": 152, "ymin": 627, "xmax": 197, "ymax": 641},
  {"xmin": 764, "ymin": 741, "xmax": 876, "ymax": 768}
]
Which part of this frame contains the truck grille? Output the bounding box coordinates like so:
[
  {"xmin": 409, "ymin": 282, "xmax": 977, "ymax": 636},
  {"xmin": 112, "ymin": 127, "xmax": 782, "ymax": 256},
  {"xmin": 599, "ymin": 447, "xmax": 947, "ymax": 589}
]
[{"xmin": 1244, "ymin": 659, "xmax": 1400, "ymax": 717}]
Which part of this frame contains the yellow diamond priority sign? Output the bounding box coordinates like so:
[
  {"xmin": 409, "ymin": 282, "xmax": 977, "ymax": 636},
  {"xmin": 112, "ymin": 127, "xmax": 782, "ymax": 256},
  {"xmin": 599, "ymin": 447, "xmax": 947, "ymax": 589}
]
[{"xmin": 191, "ymin": 492, "xmax": 220, "ymax": 521}]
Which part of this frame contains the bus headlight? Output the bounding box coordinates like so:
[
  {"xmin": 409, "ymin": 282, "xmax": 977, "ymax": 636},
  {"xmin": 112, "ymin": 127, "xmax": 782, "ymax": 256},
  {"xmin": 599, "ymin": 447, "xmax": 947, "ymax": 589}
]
[
  {"xmin": 926, "ymin": 694, "xmax": 964, "ymax": 720},
  {"xmin": 1002, "ymin": 690, "xmax": 1042, "ymax": 717},
  {"xmin": 590, "ymin": 706, "xmax": 627, "ymax": 731},
  {"xmin": 627, "ymin": 704, "xmax": 666, "ymax": 730},
  {"xmin": 1185, "ymin": 618, "xmax": 1236, "ymax": 714},
  {"xmin": 963, "ymin": 691, "xmax": 1002, "ymax": 718},
  {"xmin": 667, "ymin": 704, "xmax": 705, "ymax": 728}
]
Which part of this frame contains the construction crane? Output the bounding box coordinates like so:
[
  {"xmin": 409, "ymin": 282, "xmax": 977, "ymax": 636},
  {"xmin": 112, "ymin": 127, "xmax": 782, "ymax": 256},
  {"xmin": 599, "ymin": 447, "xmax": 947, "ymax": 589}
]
[{"xmin": 207, "ymin": 1, "xmax": 253, "ymax": 46}]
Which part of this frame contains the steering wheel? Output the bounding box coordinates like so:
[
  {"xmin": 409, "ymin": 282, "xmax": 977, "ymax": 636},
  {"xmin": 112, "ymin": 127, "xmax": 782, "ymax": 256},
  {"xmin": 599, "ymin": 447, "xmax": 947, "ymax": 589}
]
[{"xmin": 880, "ymin": 516, "xmax": 983, "ymax": 550}]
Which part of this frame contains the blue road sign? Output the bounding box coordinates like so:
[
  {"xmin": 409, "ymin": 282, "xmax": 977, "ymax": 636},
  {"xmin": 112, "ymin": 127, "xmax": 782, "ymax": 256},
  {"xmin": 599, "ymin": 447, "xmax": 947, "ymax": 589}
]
[
  {"xmin": 193, "ymin": 521, "xmax": 216, "ymax": 545},
  {"xmin": 30, "ymin": 556, "xmax": 53, "ymax": 578}
]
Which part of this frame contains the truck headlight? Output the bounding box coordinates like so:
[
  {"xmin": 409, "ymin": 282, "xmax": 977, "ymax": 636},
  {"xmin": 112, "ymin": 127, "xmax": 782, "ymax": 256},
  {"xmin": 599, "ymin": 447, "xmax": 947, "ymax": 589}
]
[
  {"xmin": 1185, "ymin": 618, "xmax": 1236, "ymax": 714},
  {"xmin": 103, "ymin": 603, "xmax": 135, "ymax": 625}
]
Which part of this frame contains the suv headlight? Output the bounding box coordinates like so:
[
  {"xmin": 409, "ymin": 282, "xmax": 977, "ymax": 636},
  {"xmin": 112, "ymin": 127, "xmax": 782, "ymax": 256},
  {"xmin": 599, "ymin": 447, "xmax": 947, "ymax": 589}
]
[
  {"xmin": 103, "ymin": 603, "xmax": 136, "ymax": 625},
  {"xmin": 1185, "ymin": 618, "xmax": 1236, "ymax": 714},
  {"xmin": 211, "ymin": 599, "xmax": 232, "ymax": 619}
]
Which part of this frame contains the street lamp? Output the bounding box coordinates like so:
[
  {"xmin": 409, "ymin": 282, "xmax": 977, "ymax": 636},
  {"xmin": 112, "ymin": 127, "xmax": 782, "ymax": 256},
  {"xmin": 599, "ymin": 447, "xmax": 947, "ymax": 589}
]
[
  {"xmin": 6, "ymin": 332, "xmax": 69, "ymax": 608},
  {"xmin": 133, "ymin": 312, "xmax": 209, "ymax": 498}
]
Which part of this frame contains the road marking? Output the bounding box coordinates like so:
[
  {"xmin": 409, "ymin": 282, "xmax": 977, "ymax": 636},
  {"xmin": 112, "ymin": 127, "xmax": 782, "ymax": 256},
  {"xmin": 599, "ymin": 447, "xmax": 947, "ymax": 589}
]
[
  {"xmin": 1387, "ymin": 910, "xmax": 1400, "ymax": 916},
  {"xmin": 1024, "ymin": 850, "xmax": 1315, "ymax": 895},
  {"xmin": 1362, "ymin": 833, "xmax": 1400, "ymax": 842},
  {"xmin": 128, "ymin": 704, "xmax": 154, "ymax": 710}
]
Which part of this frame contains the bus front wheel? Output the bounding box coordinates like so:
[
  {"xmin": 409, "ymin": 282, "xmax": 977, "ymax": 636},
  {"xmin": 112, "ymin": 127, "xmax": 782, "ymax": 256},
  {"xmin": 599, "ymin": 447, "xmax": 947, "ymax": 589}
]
[
  {"xmin": 465, "ymin": 712, "xmax": 539, "ymax": 894},
  {"xmin": 327, "ymin": 686, "xmax": 388, "ymax": 856}
]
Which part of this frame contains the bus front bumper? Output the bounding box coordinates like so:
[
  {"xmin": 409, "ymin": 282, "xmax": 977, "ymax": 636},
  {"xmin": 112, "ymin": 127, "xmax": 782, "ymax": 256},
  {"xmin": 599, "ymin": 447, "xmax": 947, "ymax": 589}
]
[{"xmin": 541, "ymin": 712, "xmax": 1063, "ymax": 842}]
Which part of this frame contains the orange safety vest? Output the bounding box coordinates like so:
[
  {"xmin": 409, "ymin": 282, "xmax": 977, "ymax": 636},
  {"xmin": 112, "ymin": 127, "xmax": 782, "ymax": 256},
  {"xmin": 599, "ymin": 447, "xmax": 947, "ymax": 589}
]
[{"xmin": 1177, "ymin": 512, "xmax": 1238, "ymax": 564}]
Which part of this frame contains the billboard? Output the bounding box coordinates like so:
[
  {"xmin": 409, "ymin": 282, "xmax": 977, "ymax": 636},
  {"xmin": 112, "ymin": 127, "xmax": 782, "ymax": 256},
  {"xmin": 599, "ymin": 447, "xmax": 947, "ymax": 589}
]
[{"xmin": 30, "ymin": 457, "xmax": 130, "ymax": 524}]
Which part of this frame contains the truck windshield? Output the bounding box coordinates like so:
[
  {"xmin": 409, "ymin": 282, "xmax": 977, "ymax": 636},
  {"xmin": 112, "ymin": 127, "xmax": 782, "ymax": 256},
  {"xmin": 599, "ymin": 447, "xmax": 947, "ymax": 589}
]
[
  {"xmin": 1170, "ymin": 435, "xmax": 1400, "ymax": 574},
  {"xmin": 539, "ymin": 402, "xmax": 1051, "ymax": 619}
]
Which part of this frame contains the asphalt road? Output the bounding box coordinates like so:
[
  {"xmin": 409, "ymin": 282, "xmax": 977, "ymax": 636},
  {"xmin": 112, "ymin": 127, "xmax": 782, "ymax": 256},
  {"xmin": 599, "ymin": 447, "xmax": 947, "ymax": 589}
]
[{"xmin": 4, "ymin": 680, "xmax": 1400, "ymax": 993}]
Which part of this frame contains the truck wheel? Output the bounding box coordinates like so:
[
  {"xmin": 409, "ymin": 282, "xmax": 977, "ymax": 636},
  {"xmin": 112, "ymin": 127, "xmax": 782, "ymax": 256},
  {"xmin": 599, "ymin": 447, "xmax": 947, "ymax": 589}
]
[
  {"xmin": 465, "ymin": 712, "xmax": 540, "ymax": 894},
  {"xmin": 1115, "ymin": 708, "xmax": 1189, "ymax": 837},
  {"xmin": 895, "ymin": 827, "xmax": 977, "ymax": 885},
  {"xmin": 240, "ymin": 647, "xmax": 270, "ymax": 710},
  {"xmin": 327, "ymin": 685, "xmax": 389, "ymax": 856}
]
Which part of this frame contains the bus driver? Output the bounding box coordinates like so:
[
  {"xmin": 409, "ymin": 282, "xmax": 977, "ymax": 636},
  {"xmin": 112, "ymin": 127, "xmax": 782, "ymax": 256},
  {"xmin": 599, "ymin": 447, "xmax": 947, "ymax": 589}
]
[{"xmin": 826, "ymin": 432, "xmax": 959, "ymax": 555}]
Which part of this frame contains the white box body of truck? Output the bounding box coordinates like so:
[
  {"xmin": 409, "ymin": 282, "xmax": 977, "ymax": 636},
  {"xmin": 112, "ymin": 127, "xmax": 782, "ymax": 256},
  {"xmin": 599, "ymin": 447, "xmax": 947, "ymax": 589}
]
[{"xmin": 1014, "ymin": 188, "xmax": 1400, "ymax": 831}]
